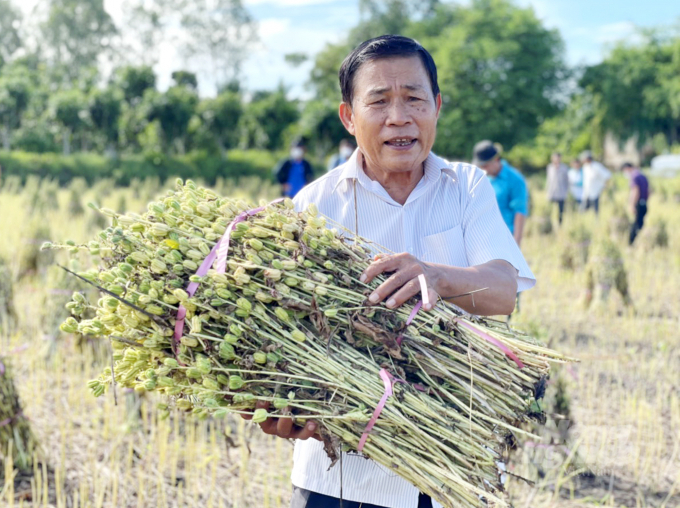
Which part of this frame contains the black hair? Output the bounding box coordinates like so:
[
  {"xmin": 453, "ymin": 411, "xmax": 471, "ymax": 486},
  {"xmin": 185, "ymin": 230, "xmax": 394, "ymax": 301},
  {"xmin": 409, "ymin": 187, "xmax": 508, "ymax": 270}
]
[
  {"xmin": 339, "ymin": 35, "xmax": 440, "ymax": 105},
  {"xmin": 621, "ymin": 162, "xmax": 634, "ymax": 170}
]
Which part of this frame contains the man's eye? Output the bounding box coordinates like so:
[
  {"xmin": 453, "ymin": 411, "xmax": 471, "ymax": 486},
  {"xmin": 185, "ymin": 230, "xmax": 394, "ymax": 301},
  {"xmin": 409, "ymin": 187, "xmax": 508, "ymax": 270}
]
[
  {"xmin": 409, "ymin": 96, "xmax": 423, "ymax": 102},
  {"xmin": 372, "ymin": 99, "xmax": 386, "ymax": 105}
]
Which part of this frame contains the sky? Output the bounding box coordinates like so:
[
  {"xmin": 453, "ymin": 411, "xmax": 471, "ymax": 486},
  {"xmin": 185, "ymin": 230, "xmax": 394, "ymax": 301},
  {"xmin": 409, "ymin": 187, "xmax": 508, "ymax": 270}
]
[
  {"xmin": 236, "ymin": 0, "xmax": 676, "ymax": 99},
  {"xmin": 15, "ymin": 0, "xmax": 678, "ymax": 98}
]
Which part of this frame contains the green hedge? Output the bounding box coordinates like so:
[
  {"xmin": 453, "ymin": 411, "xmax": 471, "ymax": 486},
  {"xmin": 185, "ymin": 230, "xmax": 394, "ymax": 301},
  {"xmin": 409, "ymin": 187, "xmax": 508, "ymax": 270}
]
[{"xmin": 0, "ymin": 150, "xmax": 285, "ymax": 186}]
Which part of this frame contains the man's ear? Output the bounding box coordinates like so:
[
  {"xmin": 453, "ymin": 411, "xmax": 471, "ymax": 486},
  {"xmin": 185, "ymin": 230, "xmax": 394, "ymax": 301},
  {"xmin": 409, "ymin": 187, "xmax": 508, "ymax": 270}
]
[
  {"xmin": 339, "ymin": 102, "xmax": 356, "ymax": 136},
  {"xmin": 435, "ymin": 93, "xmax": 442, "ymax": 119}
]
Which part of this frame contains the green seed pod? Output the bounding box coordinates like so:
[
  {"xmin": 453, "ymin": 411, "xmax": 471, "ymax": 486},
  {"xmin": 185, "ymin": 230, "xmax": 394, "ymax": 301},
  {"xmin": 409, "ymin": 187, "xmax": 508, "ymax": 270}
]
[
  {"xmin": 144, "ymin": 379, "xmax": 157, "ymax": 390},
  {"xmin": 324, "ymin": 309, "xmax": 338, "ymax": 318},
  {"xmin": 272, "ymin": 259, "xmax": 284, "ymax": 270},
  {"xmin": 181, "ymin": 336, "xmax": 199, "ymax": 348},
  {"xmin": 228, "ymin": 375, "xmax": 245, "ymax": 390},
  {"xmin": 118, "ymin": 262, "xmax": 134, "ymax": 274},
  {"xmin": 255, "ymin": 291, "xmax": 273, "ymax": 303},
  {"xmin": 163, "ymin": 358, "xmax": 179, "ymax": 368},
  {"xmin": 183, "ymin": 259, "xmax": 198, "ymax": 271},
  {"xmin": 216, "ymin": 288, "xmax": 234, "ymax": 300},
  {"xmin": 314, "ymin": 286, "xmax": 328, "ymax": 297},
  {"xmin": 196, "ymin": 358, "xmax": 211, "ymax": 375},
  {"xmin": 273, "ymin": 398, "xmax": 288, "ymax": 409},
  {"xmin": 283, "ymin": 277, "xmax": 298, "ymax": 287},
  {"xmin": 186, "ymin": 367, "xmax": 203, "ymax": 379},
  {"xmin": 130, "ymin": 251, "xmax": 150, "ymax": 264},
  {"xmin": 275, "ymin": 307, "xmax": 291, "ymax": 323},
  {"xmin": 150, "ymin": 259, "xmax": 168, "ymax": 273},
  {"xmin": 281, "ymin": 259, "xmax": 296, "ymax": 270},
  {"xmin": 173, "ymin": 289, "xmax": 190, "ymax": 302},
  {"xmin": 266, "ymin": 352, "xmax": 280, "ymax": 364},
  {"xmin": 248, "ymin": 238, "xmax": 264, "ymax": 251},
  {"xmin": 291, "ymin": 329, "xmax": 306, "ymax": 343},
  {"xmin": 190, "ymin": 315, "xmax": 202, "ymax": 333},
  {"xmin": 306, "ymin": 203, "xmax": 319, "ymax": 217},
  {"xmin": 301, "ymin": 281, "xmax": 316, "ymax": 292},
  {"xmin": 99, "ymin": 271, "xmax": 116, "ymax": 283},
  {"xmin": 217, "ymin": 374, "xmax": 230, "ymax": 386},
  {"xmin": 157, "ymin": 376, "xmax": 175, "ymax": 387},
  {"xmin": 60, "ymin": 317, "xmax": 79, "ymax": 334},
  {"xmin": 252, "ymin": 408, "xmax": 269, "ymax": 423},
  {"xmin": 253, "ymin": 352, "xmax": 267, "ymax": 364},
  {"xmin": 176, "ymin": 399, "xmax": 193, "ymax": 410},
  {"xmin": 323, "ymin": 261, "xmax": 334, "ymax": 270},
  {"xmin": 229, "ymin": 324, "xmax": 243, "ymax": 337},
  {"xmin": 219, "ymin": 342, "xmax": 236, "ymax": 360},
  {"xmin": 264, "ymin": 269, "xmax": 282, "ymax": 281},
  {"xmin": 283, "ymin": 241, "xmax": 300, "ymax": 251},
  {"xmin": 236, "ymin": 298, "xmax": 252, "ymax": 313},
  {"xmin": 202, "ymin": 378, "xmax": 220, "ymax": 391}
]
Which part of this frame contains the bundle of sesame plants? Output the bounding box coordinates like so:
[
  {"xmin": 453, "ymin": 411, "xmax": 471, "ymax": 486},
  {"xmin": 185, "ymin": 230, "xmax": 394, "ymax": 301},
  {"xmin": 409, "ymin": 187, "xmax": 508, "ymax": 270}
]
[{"xmin": 46, "ymin": 179, "xmax": 571, "ymax": 508}]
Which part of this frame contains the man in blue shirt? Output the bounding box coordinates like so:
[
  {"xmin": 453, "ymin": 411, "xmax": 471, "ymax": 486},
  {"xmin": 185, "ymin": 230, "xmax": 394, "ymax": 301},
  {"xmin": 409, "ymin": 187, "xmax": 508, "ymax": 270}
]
[
  {"xmin": 274, "ymin": 139, "xmax": 315, "ymax": 198},
  {"xmin": 472, "ymin": 140, "xmax": 528, "ymax": 247}
]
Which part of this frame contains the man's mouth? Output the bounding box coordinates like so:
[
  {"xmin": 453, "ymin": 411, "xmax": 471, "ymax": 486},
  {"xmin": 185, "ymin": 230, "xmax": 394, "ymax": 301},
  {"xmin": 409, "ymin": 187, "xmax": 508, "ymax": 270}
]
[{"xmin": 385, "ymin": 138, "xmax": 417, "ymax": 148}]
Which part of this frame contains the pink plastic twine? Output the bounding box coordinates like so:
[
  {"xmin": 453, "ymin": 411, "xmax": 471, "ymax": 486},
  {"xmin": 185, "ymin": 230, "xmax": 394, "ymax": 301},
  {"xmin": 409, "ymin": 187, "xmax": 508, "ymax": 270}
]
[
  {"xmin": 357, "ymin": 369, "xmax": 403, "ymax": 451},
  {"xmin": 0, "ymin": 360, "xmax": 5, "ymax": 376},
  {"xmin": 358, "ymin": 276, "xmax": 430, "ymax": 451},
  {"xmin": 172, "ymin": 200, "xmax": 283, "ymax": 359},
  {"xmin": 455, "ymin": 319, "xmax": 524, "ymax": 369}
]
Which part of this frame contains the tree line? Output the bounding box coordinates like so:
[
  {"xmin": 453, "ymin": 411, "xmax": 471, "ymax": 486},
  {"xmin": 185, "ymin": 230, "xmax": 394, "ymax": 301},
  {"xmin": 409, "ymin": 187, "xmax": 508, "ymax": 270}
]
[{"xmin": 0, "ymin": 0, "xmax": 679, "ymax": 169}]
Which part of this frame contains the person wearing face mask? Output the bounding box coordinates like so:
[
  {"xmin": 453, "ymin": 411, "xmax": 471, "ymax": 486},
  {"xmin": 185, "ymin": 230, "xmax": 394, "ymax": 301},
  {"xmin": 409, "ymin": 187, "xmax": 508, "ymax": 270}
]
[
  {"xmin": 327, "ymin": 139, "xmax": 357, "ymax": 171},
  {"xmin": 274, "ymin": 139, "xmax": 315, "ymax": 198}
]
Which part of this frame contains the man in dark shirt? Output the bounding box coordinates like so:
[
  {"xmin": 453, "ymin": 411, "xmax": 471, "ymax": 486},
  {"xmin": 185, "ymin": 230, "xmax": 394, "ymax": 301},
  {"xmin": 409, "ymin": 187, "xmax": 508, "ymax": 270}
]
[
  {"xmin": 274, "ymin": 139, "xmax": 315, "ymax": 198},
  {"xmin": 622, "ymin": 162, "xmax": 650, "ymax": 245}
]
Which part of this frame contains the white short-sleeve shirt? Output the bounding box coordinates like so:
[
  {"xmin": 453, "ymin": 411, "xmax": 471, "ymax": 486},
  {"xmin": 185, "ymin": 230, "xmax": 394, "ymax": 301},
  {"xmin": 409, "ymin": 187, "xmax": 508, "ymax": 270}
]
[{"xmin": 291, "ymin": 150, "xmax": 535, "ymax": 508}]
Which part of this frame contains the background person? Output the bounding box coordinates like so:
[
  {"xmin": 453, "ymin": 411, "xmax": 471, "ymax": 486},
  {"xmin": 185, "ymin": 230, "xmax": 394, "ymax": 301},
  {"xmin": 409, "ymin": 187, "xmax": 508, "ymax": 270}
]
[
  {"xmin": 546, "ymin": 152, "xmax": 569, "ymax": 224},
  {"xmin": 580, "ymin": 150, "xmax": 611, "ymax": 215},
  {"xmin": 249, "ymin": 35, "xmax": 535, "ymax": 508},
  {"xmin": 327, "ymin": 138, "xmax": 356, "ymax": 171},
  {"xmin": 621, "ymin": 162, "xmax": 650, "ymax": 245},
  {"xmin": 472, "ymin": 140, "xmax": 529, "ymax": 247},
  {"xmin": 274, "ymin": 139, "xmax": 315, "ymax": 198},
  {"xmin": 568, "ymin": 158, "xmax": 584, "ymax": 209}
]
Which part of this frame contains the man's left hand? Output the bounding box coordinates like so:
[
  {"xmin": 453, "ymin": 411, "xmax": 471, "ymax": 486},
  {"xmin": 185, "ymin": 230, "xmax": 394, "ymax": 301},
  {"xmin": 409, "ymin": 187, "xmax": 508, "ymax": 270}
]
[{"xmin": 359, "ymin": 253, "xmax": 440, "ymax": 311}]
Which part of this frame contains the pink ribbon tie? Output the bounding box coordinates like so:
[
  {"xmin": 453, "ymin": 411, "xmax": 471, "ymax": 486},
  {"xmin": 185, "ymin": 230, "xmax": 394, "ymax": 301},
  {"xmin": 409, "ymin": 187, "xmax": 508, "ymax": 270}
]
[
  {"xmin": 172, "ymin": 199, "xmax": 284, "ymax": 358},
  {"xmin": 455, "ymin": 319, "xmax": 524, "ymax": 369}
]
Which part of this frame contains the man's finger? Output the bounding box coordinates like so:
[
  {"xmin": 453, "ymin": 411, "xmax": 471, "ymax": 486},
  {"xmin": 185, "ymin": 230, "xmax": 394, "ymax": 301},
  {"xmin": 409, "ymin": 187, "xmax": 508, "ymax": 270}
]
[
  {"xmin": 289, "ymin": 420, "xmax": 319, "ymax": 441},
  {"xmin": 382, "ymin": 276, "xmax": 422, "ymax": 309},
  {"xmin": 360, "ymin": 254, "xmax": 404, "ymax": 284},
  {"xmin": 370, "ymin": 264, "xmax": 422, "ymax": 305},
  {"xmin": 276, "ymin": 413, "xmax": 294, "ymax": 437}
]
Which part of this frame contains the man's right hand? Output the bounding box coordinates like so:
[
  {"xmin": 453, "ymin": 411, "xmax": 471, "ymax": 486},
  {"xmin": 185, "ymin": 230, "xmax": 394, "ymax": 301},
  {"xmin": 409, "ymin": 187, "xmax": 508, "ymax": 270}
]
[{"xmin": 241, "ymin": 400, "xmax": 321, "ymax": 441}]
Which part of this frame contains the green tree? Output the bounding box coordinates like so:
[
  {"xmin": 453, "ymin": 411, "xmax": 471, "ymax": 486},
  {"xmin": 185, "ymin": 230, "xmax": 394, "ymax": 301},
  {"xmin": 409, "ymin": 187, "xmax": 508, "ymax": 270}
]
[
  {"xmin": 197, "ymin": 91, "xmax": 243, "ymax": 157},
  {"xmin": 414, "ymin": 0, "xmax": 567, "ymax": 159},
  {"xmin": 40, "ymin": 0, "xmax": 117, "ymax": 80},
  {"xmin": 51, "ymin": 88, "xmax": 89, "ymax": 155},
  {"xmin": 89, "ymin": 86, "xmax": 123, "ymax": 154},
  {"xmin": 115, "ymin": 65, "xmax": 157, "ymax": 106},
  {"xmin": 0, "ymin": 0, "xmax": 23, "ymax": 68},
  {"xmin": 580, "ymin": 28, "xmax": 680, "ymax": 147},
  {"xmin": 240, "ymin": 87, "xmax": 299, "ymax": 151},
  {"xmin": 0, "ymin": 70, "xmax": 31, "ymax": 150},
  {"xmin": 145, "ymin": 86, "xmax": 199, "ymax": 154},
  {"xmin": 172, "ymin": 71, "xmax": 198, "ymax": 90}
]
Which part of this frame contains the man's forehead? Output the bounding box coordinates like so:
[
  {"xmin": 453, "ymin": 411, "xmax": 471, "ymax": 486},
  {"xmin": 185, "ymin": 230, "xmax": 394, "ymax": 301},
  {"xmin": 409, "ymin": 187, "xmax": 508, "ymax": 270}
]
[{"xmin": 353, "ymin": 57, "xmax": 430, "ymax": 93}]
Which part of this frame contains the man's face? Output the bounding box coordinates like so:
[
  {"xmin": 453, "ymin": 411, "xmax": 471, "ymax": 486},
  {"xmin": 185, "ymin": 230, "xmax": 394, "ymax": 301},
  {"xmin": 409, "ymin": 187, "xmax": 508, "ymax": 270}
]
[
  {"xmin": 551, "ymin": 154, "xmax": 561, "ymax": 165},
  {"xmin": 480, "ymin": 158, "xmax": 501, "ymax": 176},
  {"xmin": 339, "ymin": 56, "xmax": 441, "ymax": 175}
]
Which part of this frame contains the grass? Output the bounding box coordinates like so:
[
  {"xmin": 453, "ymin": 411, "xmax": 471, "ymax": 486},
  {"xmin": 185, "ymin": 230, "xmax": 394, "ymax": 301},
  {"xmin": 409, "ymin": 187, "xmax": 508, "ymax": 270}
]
[{"xmin": 1, "ymin": 174, "xmax": 679, "ymax": 507}]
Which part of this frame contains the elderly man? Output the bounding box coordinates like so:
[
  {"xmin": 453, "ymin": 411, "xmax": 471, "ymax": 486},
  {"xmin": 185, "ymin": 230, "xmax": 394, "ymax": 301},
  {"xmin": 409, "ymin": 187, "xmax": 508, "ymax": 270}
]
[{"xmin": 248, "ymin": 35, "xmax": 535, "ymax": 508}]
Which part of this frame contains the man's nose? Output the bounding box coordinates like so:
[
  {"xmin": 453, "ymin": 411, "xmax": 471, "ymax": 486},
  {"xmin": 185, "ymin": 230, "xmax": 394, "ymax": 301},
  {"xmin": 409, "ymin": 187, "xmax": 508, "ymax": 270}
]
[{"xmin": 385, "ymin": 101, "xmax": 412, "ymax": 126}]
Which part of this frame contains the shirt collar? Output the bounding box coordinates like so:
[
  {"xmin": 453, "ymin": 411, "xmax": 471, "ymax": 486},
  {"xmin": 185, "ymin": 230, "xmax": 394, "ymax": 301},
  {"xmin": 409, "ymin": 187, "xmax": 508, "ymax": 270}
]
[{"xmin": 333, "ymin": 149, "xmax": 450, "ymax": 199}]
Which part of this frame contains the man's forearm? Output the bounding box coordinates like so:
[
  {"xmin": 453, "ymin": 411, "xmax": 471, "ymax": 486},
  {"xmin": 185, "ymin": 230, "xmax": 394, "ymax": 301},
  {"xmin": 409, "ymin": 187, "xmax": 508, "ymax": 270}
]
[{"xmin": 426, "ymin": 259, "xmax": 518, "ymax": 316}]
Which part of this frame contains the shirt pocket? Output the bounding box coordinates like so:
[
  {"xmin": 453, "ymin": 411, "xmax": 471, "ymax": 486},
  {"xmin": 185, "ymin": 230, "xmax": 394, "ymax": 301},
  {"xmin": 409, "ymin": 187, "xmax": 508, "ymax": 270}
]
[{"xmin": 421, "ymin": 225, "xmax": 468, "ymax": 267}]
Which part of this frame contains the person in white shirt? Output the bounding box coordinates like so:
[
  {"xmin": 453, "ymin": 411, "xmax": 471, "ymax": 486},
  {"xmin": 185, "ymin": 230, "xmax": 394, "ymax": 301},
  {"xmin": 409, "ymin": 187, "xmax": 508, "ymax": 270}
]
[
  {"xmin": 245, "ymin": 35, "xmax": 535, "ymax": 508},
  {"xmin": 579, "ymin": 151, "xmax": 611, "ymax": 215},
  {"xmin": 568, "ymin": 158, "xmax": 584, "ymax": 208}
]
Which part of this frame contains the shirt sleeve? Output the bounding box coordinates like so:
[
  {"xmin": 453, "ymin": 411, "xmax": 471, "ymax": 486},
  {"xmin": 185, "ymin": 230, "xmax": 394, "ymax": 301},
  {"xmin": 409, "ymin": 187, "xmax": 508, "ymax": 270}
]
[
  {"xmin": 461, "ymin": 168, "xmax": 536, "ymax": 292},
  {"xmin": 509, "ymin": 173, "xmax": 529, "ymax": 216}
]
